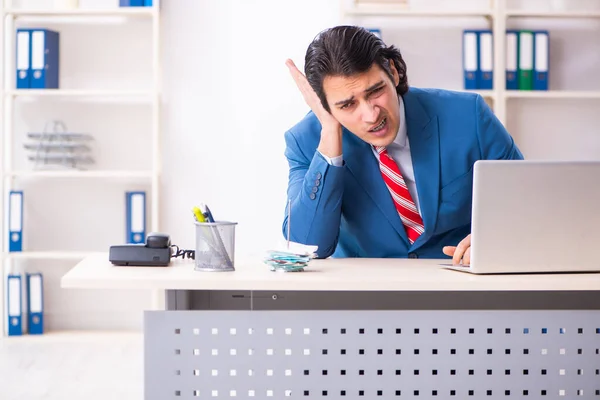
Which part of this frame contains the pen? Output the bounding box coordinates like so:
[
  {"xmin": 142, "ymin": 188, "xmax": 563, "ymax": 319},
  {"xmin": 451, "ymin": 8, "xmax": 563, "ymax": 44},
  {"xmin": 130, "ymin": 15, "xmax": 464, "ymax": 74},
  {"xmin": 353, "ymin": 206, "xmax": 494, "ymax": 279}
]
[{"xmin": 201, "ymin": 203, "xmax": 216, "ymax": 223}]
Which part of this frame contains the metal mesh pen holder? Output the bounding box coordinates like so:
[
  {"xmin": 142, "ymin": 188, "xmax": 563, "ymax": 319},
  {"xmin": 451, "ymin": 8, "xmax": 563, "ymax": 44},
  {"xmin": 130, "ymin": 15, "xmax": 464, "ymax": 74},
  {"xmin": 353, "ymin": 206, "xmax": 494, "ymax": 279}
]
[{"xmin": 194, "ymin": 221, "xmax": 237, "ymax": 271}]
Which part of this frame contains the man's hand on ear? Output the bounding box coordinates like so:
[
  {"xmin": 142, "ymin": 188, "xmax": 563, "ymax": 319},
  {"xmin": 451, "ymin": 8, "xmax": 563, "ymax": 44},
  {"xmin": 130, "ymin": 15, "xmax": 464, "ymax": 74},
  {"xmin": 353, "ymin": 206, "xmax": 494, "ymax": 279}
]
[{"xmin": 286, "ymin": 59, "xmax": 343, "ymax": 159}]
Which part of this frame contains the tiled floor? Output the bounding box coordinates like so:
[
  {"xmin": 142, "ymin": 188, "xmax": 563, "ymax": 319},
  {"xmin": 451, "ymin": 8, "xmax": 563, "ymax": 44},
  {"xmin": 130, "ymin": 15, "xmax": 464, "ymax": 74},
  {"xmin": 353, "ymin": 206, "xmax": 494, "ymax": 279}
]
[{"xmin": 0, "ymin": 331, "xmax": 143, "ymax": 400}]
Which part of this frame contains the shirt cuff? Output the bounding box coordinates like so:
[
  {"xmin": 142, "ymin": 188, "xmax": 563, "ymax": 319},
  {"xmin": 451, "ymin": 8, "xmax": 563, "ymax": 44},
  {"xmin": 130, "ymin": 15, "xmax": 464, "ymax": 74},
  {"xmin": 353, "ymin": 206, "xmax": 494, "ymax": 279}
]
[{"xmin": 318, "ymin": 151, "xmax": 344, "ymax": 167}]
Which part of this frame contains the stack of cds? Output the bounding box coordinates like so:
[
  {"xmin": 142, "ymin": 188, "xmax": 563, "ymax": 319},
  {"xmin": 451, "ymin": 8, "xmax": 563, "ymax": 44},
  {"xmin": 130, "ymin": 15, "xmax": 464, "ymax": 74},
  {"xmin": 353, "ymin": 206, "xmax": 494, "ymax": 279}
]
[{"xmin": 263, "ymin": 242, "xmax": 318, "ymax": 272}]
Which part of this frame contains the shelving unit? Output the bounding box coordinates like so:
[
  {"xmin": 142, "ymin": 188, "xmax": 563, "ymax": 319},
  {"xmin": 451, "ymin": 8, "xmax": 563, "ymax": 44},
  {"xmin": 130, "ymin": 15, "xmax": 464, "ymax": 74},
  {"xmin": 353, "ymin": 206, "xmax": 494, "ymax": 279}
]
[
  {"xmin": 506, "ymin": 90, "xmax": 600, "ymax": 99},
  {"xmin": 5, "ymin": 169, "xmax": 154, "ymax": 178},
  {"xmin": 344, "ymin": 6, "xmax": 493, "ymax": 17},
  {"xmin": 341, "ymin": 0, "xmax": 600, "ymax": 127},
  {"xmin": 7, "ymin": 89, "xmax": 154, "ymax": 97},
  {"xmin": 4, "ymin": 8, "xmax": 154, "ymax": 17},
  {"xmin": 2, "ymin": 251, "xmax": 98, "ymax": 260},
  {"xmin": 0, "ymin": 1, "xmax": 162, "ymax": 337},
  {"xmin": 506, "ymin": 10, "xmax": 600, "ymax": 18}
]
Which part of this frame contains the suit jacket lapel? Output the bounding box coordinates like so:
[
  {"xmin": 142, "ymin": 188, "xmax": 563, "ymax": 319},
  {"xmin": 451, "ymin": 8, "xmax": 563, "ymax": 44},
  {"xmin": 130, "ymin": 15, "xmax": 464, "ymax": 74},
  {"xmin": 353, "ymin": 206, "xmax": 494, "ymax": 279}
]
[
  {"xmin": 403, "ymin": 90, "xmax": 440, "ymax": 248},
  {"xmin": 343, "ymin": 129, "xmax": 410, "ymax": 246}
]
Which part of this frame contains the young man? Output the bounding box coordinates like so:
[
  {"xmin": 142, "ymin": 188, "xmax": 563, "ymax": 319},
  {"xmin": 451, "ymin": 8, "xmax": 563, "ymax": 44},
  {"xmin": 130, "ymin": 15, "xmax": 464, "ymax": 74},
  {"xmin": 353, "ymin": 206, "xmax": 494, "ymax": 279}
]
[{"xmin": 283, "ymin": 25, "xmax": 523, "ymax": 264}]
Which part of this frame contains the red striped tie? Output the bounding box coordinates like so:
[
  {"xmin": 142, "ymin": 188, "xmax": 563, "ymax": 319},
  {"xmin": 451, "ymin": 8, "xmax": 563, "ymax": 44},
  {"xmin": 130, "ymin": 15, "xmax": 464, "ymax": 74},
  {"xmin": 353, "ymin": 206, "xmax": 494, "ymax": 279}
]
[{"xmin": 375, "ymin": 146, "xmax": 424, "ymax": 244}]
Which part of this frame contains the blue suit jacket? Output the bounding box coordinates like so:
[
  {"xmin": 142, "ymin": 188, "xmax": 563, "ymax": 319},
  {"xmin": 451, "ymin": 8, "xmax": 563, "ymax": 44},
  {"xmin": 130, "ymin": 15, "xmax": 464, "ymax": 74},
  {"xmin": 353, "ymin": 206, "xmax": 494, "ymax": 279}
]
[{"xmin": 282, "ymin": 87, "xmax": 524, "ymax": 259}]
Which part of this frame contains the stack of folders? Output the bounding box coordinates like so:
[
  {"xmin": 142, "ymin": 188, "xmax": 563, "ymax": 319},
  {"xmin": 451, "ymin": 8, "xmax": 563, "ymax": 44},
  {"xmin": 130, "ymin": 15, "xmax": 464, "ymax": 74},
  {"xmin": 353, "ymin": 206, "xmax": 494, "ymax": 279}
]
[
  {"xmin": 6, "ymin": 273, "xmax": 44, "ymax": 336},
  {"xmin": 5, "ymin": 191, "xmax": 45, "ymax": 335},
  {"xmin": 462, "ymin": 29, "xmax": 549, "ymax": 91},
  {"xmin": 15, "ymin": 29, "xmax": 60, "ymax": 89},
  {"xmin": 264, "ymin": 242, "xmax": 318, "ymax": 272}
]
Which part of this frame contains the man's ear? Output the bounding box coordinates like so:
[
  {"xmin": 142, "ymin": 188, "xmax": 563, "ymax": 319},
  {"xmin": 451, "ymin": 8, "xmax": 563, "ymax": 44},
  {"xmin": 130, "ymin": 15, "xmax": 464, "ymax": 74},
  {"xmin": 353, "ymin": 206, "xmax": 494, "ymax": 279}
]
[{"xmin": 388, "ymin": 60, "xmax": 400, "ymax": 87}]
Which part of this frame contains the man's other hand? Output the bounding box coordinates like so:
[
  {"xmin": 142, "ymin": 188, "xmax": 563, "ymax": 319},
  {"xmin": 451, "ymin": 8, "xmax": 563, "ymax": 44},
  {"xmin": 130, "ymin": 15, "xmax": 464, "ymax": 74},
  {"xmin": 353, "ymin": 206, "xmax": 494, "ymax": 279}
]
[{"xmin": 442, "ymin": 234, "xmax": 471, "ymax": 265}]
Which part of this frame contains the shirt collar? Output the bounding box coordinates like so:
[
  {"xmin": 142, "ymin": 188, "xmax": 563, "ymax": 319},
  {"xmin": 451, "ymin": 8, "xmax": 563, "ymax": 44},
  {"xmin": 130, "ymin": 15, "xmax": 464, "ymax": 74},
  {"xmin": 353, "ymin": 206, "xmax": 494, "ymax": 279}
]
[{"xmin": 389, "ymin": 94, "xmax": 408, "ymax": 149}]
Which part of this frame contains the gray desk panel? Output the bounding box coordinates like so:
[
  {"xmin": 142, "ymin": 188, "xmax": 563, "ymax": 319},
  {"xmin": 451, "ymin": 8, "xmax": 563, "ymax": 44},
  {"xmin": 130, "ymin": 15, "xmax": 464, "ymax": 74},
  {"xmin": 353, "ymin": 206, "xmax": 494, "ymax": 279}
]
[
  {"xmin": 145, "ymin": 308, "xmax": 600, "ymax": 399},
  {"xmin": 166, "ymin": 290, "xmax": 600, "ymax": 311}
]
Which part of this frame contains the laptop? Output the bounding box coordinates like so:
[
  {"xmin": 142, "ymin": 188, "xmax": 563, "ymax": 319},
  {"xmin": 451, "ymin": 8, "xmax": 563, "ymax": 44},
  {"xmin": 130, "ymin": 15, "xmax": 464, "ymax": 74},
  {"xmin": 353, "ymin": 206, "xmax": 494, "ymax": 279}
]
[{"xmin": 445, "ymin": 160, "xmax": 600, "ymax": 274}]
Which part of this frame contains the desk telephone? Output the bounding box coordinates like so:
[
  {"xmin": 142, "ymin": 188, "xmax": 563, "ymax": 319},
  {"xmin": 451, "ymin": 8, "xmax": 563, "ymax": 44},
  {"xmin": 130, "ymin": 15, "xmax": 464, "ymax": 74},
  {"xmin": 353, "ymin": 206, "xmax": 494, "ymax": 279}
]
[{"xmin": 109, "ymin": 232, "xmax": 173, "ymax": 266}]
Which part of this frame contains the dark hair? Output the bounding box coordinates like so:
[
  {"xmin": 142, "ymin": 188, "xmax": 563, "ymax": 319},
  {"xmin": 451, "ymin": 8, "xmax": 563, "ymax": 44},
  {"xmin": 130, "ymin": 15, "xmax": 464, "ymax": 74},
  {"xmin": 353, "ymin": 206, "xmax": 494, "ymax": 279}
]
[{"xmin": 304, "ymin": 25, "xmax": 409, "ymax": 113}]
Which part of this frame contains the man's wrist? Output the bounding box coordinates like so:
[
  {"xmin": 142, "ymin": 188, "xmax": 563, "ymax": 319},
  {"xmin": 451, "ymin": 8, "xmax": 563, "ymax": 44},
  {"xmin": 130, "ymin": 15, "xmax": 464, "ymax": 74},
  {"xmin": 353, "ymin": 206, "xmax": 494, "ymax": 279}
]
[
  {"xmin": 319, "ymin": 151, "xmax": 343, "ymax": 167},
  {"xmin": 317, "ymin": 126, "xmax": 343, "ymax": 158}
]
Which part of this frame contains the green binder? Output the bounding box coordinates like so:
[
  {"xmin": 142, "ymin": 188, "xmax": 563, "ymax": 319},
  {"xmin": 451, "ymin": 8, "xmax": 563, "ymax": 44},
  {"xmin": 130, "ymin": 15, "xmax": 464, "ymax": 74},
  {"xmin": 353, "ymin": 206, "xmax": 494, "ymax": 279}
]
[{"xmin": 518, "ymin": 30, "xmax": 534, "ymax": 90}]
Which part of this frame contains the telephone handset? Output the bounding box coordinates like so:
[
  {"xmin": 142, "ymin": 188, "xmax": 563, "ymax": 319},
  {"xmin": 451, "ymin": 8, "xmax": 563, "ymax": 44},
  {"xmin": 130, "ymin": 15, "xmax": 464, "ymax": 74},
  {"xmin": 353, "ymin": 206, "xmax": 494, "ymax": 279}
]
[{"xmin": 146, "ymin": 232, "xmax": 171, "ymax": 249}]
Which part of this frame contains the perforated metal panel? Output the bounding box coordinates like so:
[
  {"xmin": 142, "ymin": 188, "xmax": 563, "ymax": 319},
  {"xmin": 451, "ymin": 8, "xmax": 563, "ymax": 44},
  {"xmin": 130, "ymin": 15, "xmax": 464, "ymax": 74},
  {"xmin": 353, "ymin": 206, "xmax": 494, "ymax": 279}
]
[{"xmin": 144, "ymin": 310, "xmax": 600, "ymax": 399}]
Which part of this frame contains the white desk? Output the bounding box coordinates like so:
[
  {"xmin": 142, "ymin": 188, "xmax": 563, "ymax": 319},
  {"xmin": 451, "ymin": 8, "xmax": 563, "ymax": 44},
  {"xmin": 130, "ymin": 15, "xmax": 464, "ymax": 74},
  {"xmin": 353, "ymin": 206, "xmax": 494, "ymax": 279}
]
[
  {"xmin": 61, "ymin": 254, "xmax": 600, "ymax": 400},
  {"xmin": 61, "ymin": 253, "xmax": 600, "ymax": 292}
]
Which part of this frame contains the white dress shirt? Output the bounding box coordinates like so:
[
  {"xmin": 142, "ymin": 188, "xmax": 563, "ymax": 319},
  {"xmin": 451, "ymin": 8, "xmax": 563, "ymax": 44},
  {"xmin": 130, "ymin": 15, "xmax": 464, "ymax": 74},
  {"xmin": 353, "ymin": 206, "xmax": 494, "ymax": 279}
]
[{"xmin": 319, "ymin": 95, "xmax": 421, "ymax": 213}]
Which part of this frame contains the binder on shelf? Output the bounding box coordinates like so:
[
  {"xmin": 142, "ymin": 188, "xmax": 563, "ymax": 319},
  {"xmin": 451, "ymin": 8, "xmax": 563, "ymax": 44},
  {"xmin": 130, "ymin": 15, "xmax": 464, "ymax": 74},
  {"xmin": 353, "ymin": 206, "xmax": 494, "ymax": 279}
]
[
  {"xmin": 478, "ymin": 30, "xmax": 493, "ymax": 90},
  {"xmin": 8, "ymin": 191, "xmax": 23, "ymax": 252},
  {"xmin": 30, "ymin": 29, "xmax": 60, "ymax": 89},
  {"xmin": 119, "ymin": 0, "xmax": 144, "ymax": 6},
  {"xmin": 16, "ymin": 29, "xmax": 32, "ymax": 89},
  {"xmin": 462, "ymin": 30, "xmax": 479, "ymax": 90},
  {"xmin": 518, "ymin": 30, "xmax": 534, "ymax": 91},
  {"xmin": 26, "ymin": 273, "xmax": 44, "ymax": 335},
  {"xmin": 7, "ymin": 275, "xmax": 23, "ymax": 336},
  {"xmin": 533, "ymin": 30, "xmax": 549, "ymax": 91},
  {"xmin": 126, "ymin": 191, "xmax": 146, "ymax": 244},
  {"xmin": 143, "ymin": 0, "xmax": 153, "ymax": 6},
  {"xmin": 505, "ymin": 30, "xmax": 519, "ymax": 90}
]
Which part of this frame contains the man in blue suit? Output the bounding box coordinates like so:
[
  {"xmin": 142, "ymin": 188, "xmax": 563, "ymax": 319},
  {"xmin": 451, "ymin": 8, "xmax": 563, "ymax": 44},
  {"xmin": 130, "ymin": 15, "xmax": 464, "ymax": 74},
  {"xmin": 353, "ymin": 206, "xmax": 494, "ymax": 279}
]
[{"xmin": 283, "ymin": 25, "xmax": 523, "ymax": 264}]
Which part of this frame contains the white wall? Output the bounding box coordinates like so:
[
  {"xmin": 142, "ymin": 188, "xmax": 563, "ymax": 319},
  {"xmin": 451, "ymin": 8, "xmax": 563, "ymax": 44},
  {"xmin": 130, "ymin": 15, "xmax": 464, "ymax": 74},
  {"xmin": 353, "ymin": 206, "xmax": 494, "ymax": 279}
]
[
  {"xmin": 160, "ymin": 0, "xmax": 341, "ymax": 257},
  {"xmin": 1, "ymin": 0, "xmax": 599, "ymax": 332}
]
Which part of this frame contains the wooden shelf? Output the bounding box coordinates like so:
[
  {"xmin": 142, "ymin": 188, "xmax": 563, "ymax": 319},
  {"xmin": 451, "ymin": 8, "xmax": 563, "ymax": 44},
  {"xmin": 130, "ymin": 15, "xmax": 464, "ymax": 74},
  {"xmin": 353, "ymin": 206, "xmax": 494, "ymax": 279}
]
[
  {"xmin": 344, "ymin": 5, "xmax": 492, "ymax": 17},
  {"xmin": 3, "ymin": 8, "xmax": 154, "ymax": 17},
  {"xmin": 506, "ymin": 10, "xmax": 600, "ymax": 18},
  {"xmin": 7, "ymin": 89, "xmax": 153, "ymax": 98},
  {"xmin": 505, "ymin": 91, "xmax": 600, "ymax": 99},
  {"xmin": 2, "ymin": 329, "xmax": 142, "ymax": 342},
  {"xmin": 5, "ymin": 170, "xmax": 154, "ymax": 179},
  {"xmin": 470, "ymin": 90, "xmax": 494, "ymax": 98},
  {"xmin": 3, "ymin": 251, "xmax": 101, "ymax": 260}
]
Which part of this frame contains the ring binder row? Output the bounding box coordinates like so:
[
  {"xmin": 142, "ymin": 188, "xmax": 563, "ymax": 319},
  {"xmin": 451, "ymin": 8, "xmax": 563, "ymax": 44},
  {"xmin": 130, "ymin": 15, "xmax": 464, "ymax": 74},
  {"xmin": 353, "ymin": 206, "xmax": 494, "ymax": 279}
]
[
  {"xmin": 119, "ymin": 0, "xmax": 155, "ymax": 6},
  {"xmin": 5, "ymin": 273, "xmax": 44, "ymax": 336},
  {"xmin": 16, "ymin": 29, "xmax": 60, "ymax": 90},
  {"xmin": 462, "ymin": 29, "xmax": 549, "ymax": 91},
  {"xmin": 5, "ymin": 190, "xmax": 147, "ymax": 250}
]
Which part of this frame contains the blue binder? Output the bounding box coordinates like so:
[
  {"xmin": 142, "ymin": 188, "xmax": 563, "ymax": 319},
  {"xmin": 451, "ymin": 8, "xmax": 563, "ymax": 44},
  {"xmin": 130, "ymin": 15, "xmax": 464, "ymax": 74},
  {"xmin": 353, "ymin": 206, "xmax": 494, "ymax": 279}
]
[
  {"xmin": 126, "ymin": 191, "xmax": 146, "ymax": 244},
  {"xmin": 16, "ymin": 29, "xmax": 32, "ymax": 89},
  {"xmin": 7, "ymin": 275, "xmax": 23, "ymax": 336},
  {"xmin": 120, "ymin": 0, "xmax": 144, "ymax": 6},
  {"xmin": 506, "ymin": 30, "xmax": 519, "ymax": 90},
  {"xmin": 462, "ymin": 30, "xmax": 479, "ymax": 89},
  {"xmin": 143, "ymin": 0, "xmax": 153, "ymax": 6},
  {"xmin": 533, "ymin": 30, "xmax": 549, "ymax": 91},
  {"xmin": 8, "ymin": 191, "xmax": 23, "ymax": 252},
  {"xmin": 368, "ymin": 28, "xmax": 382, "ymax": 39},
  {"xmin": 26, "ymin": 273, "xmax": 44, "ymax": 334},
  {"xmin": 478, "ymin": 30, "xmax": 493, "ymax": 89},
  {"xmin": 30, "ymin": 29, "xmax": 60, "ymax": 89}
]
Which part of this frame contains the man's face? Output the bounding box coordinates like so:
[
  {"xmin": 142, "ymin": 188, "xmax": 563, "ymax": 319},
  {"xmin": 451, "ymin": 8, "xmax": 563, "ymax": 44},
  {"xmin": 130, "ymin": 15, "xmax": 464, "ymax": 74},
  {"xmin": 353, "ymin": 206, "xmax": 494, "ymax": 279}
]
[{"xmin": 323, "ymin": 61, "xmax": 400, "ymax": 147}]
